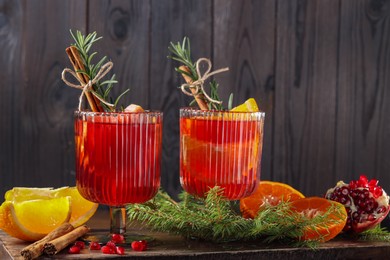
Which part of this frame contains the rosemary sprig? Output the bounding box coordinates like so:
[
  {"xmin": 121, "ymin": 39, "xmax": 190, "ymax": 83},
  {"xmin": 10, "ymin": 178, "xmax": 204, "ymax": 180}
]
[
  {"xmin": 127, "ymin": 187, "xmax": 351, "ymax": 246},
  {"xmin": 168, "ymin": 37, "xmax": 232, "ymax": 110},
  {"xmin": 70, "ymin": 30, "xmax": 129, "ymax": 111}
]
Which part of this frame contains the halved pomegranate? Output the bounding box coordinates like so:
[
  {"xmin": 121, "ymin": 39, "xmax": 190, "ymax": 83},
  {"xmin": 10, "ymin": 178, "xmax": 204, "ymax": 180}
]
[{"xmin": 325, "ymin": 175, "xmax": 390, "ymax": 233}]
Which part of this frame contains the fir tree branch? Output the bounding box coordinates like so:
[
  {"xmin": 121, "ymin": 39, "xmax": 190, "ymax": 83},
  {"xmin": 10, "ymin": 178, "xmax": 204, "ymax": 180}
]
[{"xmin": 127, "ymin": 188, "xmax": 390, "ymax": 246}]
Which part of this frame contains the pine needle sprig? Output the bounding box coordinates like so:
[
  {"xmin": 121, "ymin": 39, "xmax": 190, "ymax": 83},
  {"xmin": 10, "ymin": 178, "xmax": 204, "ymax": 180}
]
[
  {"xmin": 128, "ymin": 188, "xmax": 390, "ymax": 246},
  {"xmin": 128, "ymin": 188, "xmax": 317, "ymax": 245},
  {"xmin": 69, "ymin": 30, "xmax": 128, "ymax": 111},
  {"xmin": 357, "ymin": 225, "xmax": 390, "ymax": 242}
]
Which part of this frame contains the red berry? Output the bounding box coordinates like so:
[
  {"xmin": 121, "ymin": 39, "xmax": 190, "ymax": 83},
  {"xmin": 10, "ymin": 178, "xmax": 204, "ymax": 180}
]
[
  {"xmin": 89, "ymin": 241, "xmax": 101, "ymax": 250},
  {"xmin": 74, "ymin": 241, "xmax": 85, "ymax": 249},
  {"xmin": 111, "ymin": 233, "xmax": 125, "ymax": 243},
  {"xmin": 116, "ymin": 246, "xmax": 125, "ymax": 255},
  {"xmin": 68, "ymin": 245, "xmax": 81, "ymax": 254},
  {"xmin": 101, "ymin": 245, "xmax": 116, "ymax": 254},
  {"xmin": 131, "ymin": 240, "xmax": 147, "ymax": 251}
]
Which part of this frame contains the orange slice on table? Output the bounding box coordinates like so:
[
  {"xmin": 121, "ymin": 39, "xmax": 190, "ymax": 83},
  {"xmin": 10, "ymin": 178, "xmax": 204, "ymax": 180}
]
[
  {"xmin": 4, "ymin": 186, "xmax": 98, "ymax": 228},
  {"xmin": 289, "ymin": 197, "xmax": 347, "ymax": 242},
  {"xmin": 240, "ymin": 181, "xmax": 305, "ymax": 219},
  {"xmin": 0, "ymin": 197, "xmax": 71, "ymax": 241},
  {"xmin": 54, "ymin": 187, "xmax": 98, "ymax": 227}
]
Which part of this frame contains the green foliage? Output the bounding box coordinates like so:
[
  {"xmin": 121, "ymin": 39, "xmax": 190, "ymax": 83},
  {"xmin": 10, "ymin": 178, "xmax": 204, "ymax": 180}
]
[
  {"xmin": 70, "ymin": 30, "xmax": 128, "ymax": 111},
  {"xmin": 127, "ymin": 188, "xmax": 319, "ymax": 246},
  {"xmin": 358, "ymin": 225, "xmax": 390, "ymax": 242}
]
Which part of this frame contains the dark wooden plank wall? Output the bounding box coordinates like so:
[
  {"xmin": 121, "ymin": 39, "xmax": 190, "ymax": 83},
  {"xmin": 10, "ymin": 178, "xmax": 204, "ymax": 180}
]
[{"xmin": 1, "ymin": 0, "xmax": 389, "ymax": 201}]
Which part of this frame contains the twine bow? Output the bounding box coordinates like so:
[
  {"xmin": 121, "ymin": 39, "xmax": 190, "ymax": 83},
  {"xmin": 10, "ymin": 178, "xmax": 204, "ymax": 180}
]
[
  {"xmin": 181, "ymin": 58, "xmax": 229, "ymax": 105},
  {"xmin": 61, "ymin": 62, "xmax": 114, "ymax": 111}
]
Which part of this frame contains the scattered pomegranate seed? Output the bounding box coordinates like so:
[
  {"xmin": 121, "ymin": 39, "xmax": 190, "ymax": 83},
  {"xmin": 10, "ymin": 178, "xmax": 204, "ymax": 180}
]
[
  {"xmin": 131, "ymin": 240, "xmax": 147, "ymax": 251},
  {"xmin": 68, "ymin": 245, "xmax": 81, "ymax": 254},
  {"xmin": 116, "ymin": 246, "xmax": 125, "ymax": 255},
  {"xmin": 106, "ymin": 241, "xmax": 116, "ymax": 249},
  {"xmin": 111, "ymin": 233, "xmax": 125, "ymax": 243},
  {"xmin": 74, "ymin": 241, "xmax": 85, "ymax": 249},
  {"xmin": 89, "ymin": 241, "xmax": 101, "ymax": 250},
  {"xmin": 101, "ymin": 245, "xmax": 116, "ymax": 254}
]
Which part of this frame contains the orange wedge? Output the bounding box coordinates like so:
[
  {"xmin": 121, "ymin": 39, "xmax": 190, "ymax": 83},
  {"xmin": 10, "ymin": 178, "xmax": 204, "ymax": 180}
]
[
  {"xmin": 0, "ymin": 197, "xmax": 71, "ymax": 241},
  {"xmin": 290, "ymin": 197, "xmax": 347, "ymax": 242},
  {"xmin": 231, "ymin": 98, "xmax": 259, "ymax": 112},
  {"xmin": 4, "ymin": 186, "xmax": 98, "ymax": 228},
  {"xmin": 240, "ymin": 181, "xmax": 305, "ymax": 219},
  {"xmin": 54, "ymin": 187, "xmax": 98, "ymax": 227}
]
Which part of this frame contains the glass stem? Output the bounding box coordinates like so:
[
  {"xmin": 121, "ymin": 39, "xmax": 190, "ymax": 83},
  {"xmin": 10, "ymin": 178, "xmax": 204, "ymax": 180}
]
[{"xmin": 110, "ymin": 206, "xmax": 126, "ymax": 234}]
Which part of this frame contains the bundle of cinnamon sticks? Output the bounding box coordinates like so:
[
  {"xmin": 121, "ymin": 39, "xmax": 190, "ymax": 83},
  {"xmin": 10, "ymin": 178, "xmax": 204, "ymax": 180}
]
[{"xmin": 20, "ymin": 223, "xmax": 89, "ymax": 260}]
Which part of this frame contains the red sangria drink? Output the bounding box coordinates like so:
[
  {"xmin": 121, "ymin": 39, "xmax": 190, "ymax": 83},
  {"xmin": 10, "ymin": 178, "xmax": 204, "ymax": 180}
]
[
  {"xmin": 180, "ymin": 108, "xmax": 265, "ymax": 200},
  {"xmin": 74, "ymin": 111, "xmax": 162, "ymax": 236}
]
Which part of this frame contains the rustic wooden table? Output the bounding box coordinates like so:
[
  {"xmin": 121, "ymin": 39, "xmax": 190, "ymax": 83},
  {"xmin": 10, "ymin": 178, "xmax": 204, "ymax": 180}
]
[{"xmin": 1, "ymin": 209, "xmax": 390, "ymax": 259}]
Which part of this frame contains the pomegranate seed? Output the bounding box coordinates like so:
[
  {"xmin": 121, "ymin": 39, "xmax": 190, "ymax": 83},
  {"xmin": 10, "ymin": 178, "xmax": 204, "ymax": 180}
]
[
  {"xmin": 368, "ymin": 179, "xmax": 378, "ymax": 187},
  {"xmin": 341, "ymin": 187, "xmax": 349, "ymax": 196},
  {"xmin": 131, "ymin": 240, "xmax": 147, "ymax": 251},
  {"xmin": 111, "ymin": 234, "xmax": 125, "ymax": 243},
  {"xmin": 89, "ymin": 241, "xmax": 101, "ymax": 250},
  {"xmin": 74, "ymin": 241, "xmax": 85, "ymax": 249},
  {"xmin": 373, "ymin": 186, "xmax": 383, "ymax": 198},
  {"xmin": 359, "ymin": 175, "xmax": 368, "ymax": 185},
  {"xmin": 68, "ymin": 245, "xmax": 81, "ymax": 254},
  {"xmin": 377, "ymin": 206, "xmax": 387, "ymax": 214},
  {"xmin": 106, "ymin": 241, "xmax": 116, "ymax": 249},
  {"xmin": 116, "ymin": 246, "xmax": 125, "ymax": 255},
  {"xmin": 101, "ymin": 245, "xmax": 116, "ymax": 254}
]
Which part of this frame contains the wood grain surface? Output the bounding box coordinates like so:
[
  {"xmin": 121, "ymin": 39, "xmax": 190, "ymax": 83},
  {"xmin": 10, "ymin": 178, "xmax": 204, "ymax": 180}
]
[{"xmin": 0, "ymin": 0, "xmax": 390, "ymax": 213}]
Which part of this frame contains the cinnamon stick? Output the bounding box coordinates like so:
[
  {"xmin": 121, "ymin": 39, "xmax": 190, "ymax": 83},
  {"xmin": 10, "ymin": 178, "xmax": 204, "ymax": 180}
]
[
  {"xmin": 21, "ymin": 223, "xmax": 74, "ymax": 260},
  {"xmin": 179, "ymin": 65, "xmax": 209, "ymax": 110},
  {"xmin": 66, "ymin": 46, "xmax": 102, "ymax": 112},
  {"xmin": 43, "ymin": 225, "xmax": 89, "ymax": 256}
]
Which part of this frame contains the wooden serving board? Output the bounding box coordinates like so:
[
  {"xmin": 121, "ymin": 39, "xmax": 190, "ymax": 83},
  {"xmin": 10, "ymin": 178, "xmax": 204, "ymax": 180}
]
[{"xmin": 1, "ymin": 210, "xmax": 390, "ymax": 259}]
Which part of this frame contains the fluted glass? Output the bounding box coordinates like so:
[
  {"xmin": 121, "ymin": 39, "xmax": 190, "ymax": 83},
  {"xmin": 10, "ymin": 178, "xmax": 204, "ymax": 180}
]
[
  {"xmin": 180, "ymin": 108, "xmax": 265, "ymax": 200},
  {"xmin": 74, "ymin": 110, "xmax": 162, "ymax": 236}
]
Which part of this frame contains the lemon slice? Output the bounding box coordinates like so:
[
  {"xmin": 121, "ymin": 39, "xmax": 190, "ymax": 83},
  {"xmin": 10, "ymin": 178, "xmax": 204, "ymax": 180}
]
[{"xmin": 230, "ymin": 98, "xmax": 259, "ymax": 112}]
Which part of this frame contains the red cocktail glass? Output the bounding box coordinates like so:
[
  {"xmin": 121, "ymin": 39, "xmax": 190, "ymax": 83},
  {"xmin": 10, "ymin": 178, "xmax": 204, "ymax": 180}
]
[
  {"xmin": 74, "ymin": 110, "xmax": 162, "ymax": 242},
  {"xmin": 180, "ymin": 108, "xmax": 264, "ymax": 200}
]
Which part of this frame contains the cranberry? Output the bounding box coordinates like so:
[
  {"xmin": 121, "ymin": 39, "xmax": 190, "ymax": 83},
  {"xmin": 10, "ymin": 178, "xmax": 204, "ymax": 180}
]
[
  {"xmin": 131, "ymin": 240, "xmax": 147, "ymax": 251},
  {"xmin": 116, "ymin": 246, "xmax": 125, "ymax": 255},
  {"xmin": 68, "ymin": 245, "xmax": 81, "ymax": 254},
  {"xmin": 89, "ymin": 241, "xmax": 101, "ymax": 250}
]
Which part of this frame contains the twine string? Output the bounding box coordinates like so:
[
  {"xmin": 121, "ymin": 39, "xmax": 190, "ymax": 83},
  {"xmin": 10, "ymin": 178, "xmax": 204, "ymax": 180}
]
[
  {"xmin": 61, "ymin": 62, "xmax": 115, "ymax": 110},
  {"xmin": 180, "ymin": 58, "xmax": 229, "ymax": 105}
]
